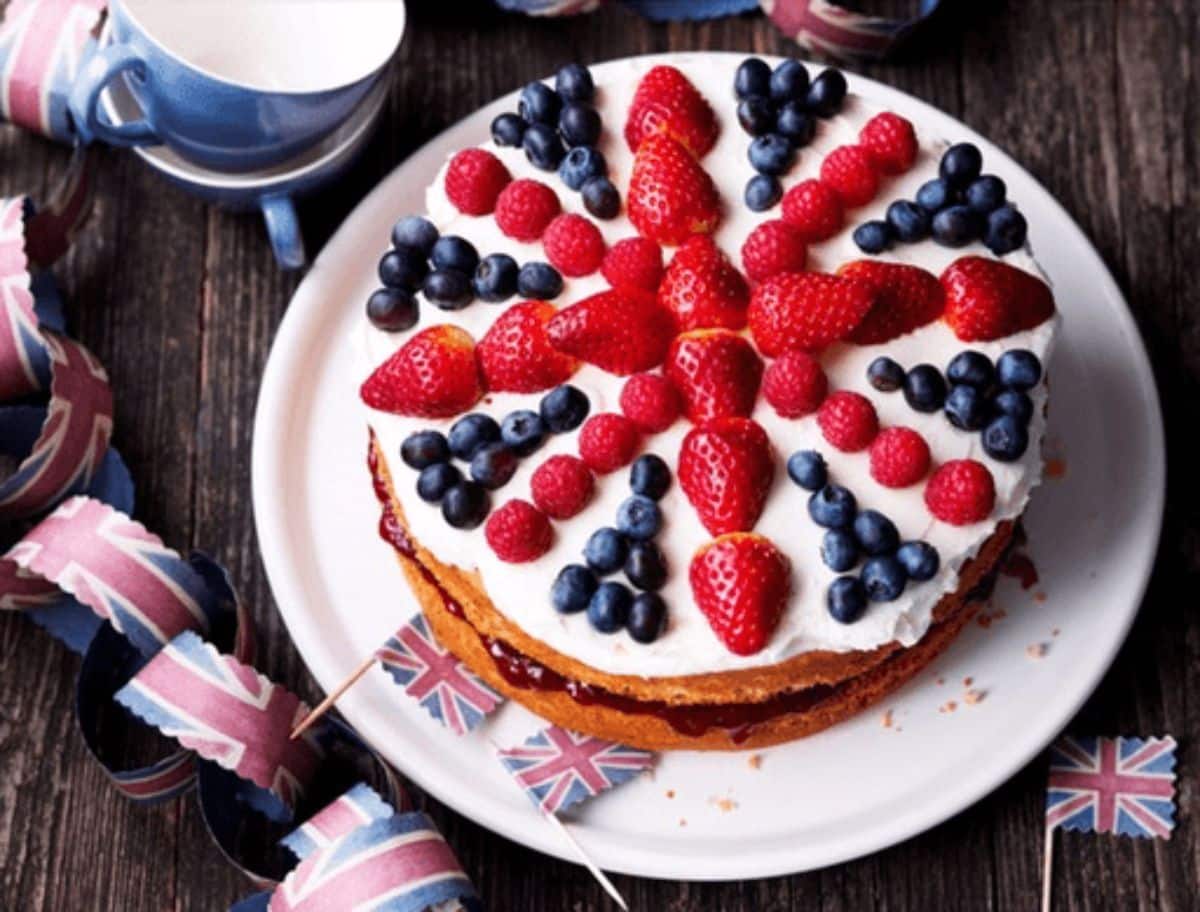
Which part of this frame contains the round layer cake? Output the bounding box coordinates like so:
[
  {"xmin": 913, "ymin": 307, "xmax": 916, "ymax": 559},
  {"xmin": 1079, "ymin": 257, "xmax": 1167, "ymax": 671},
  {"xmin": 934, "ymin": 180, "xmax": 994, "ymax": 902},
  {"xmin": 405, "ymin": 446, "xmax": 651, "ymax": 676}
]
[{"xmin": 356, "ymin": 55, "xmax": 1059, "ymax": 750}]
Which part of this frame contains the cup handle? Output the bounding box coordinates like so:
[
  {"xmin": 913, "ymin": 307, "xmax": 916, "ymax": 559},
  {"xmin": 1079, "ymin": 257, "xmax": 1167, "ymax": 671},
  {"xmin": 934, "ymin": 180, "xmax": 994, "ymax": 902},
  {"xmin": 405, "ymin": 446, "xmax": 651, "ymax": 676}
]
[
  {"xmin": 68, "ymin": 43, "xmax": 160, "ymax": 147},
  {"xmin": 259, "ymin": 195, "xmax": 307, "ymax": 270}
]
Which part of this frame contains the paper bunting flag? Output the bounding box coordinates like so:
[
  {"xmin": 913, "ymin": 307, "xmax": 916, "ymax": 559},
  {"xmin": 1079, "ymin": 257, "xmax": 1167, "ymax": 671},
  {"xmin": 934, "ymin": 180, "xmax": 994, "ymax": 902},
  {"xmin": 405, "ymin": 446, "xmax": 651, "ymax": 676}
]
[
  {"xmin": 377, "ymin": 613, "xmax": 501, "ymax": 736},
  {"xmin": 762, "ymin": 0, "xmax": 945, "ymax": 61},
  {"xmin": 496, "ymin": 725, "xmax": 655, "ymax": 815}
]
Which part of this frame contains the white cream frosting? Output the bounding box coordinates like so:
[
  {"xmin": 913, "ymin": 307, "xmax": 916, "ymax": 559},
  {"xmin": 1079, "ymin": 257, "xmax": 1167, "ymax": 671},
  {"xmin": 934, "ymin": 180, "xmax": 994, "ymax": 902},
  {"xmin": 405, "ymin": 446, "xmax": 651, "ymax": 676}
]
[{"xmin": 358, "ymin": 55, "xmax": 1058, "ymax": 678}]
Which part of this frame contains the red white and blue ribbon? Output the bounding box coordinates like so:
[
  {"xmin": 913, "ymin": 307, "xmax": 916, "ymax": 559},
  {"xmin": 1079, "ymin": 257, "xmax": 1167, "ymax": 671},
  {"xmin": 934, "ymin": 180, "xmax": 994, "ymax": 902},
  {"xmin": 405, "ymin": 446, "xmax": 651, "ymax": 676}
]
[
  {"xmin": 281, "ymin": 783, "xmax": 397, "ymax": 861},
  {"xmin": 762, "ymin": 0, "xmax": 945, "ymax": 61}
]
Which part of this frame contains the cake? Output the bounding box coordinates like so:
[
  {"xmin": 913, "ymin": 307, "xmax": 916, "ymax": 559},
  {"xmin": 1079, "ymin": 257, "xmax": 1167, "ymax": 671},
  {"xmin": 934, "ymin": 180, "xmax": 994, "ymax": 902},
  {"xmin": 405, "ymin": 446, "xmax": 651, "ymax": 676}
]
[{"xmin": 356, "ymin": 55, "xmax": 1058, "ymax": 750}]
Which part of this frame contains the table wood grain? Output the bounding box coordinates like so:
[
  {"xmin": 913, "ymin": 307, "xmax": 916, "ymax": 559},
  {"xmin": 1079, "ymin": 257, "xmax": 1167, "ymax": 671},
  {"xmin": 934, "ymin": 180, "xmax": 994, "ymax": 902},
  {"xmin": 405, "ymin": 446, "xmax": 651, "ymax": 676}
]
[{"xmin": 1, "ymin": 2, "xmax": 1196, "ymax": 909}]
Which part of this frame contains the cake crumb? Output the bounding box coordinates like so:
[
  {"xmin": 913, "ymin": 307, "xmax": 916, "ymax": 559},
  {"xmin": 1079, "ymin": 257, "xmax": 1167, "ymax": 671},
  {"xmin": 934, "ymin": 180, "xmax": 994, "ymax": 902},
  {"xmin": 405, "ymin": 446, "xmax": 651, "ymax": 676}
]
[
  {"xmin": 964, "ymin": 689, "xmax": 986, "ymax": 705},
  {"xmin": 747, "ymin": 754, "xmax": 762, "ymax": 770},
  {"xmin": 881, "ymin": 709, "xmax": 894, "ymax": 728},
  {"xmin": 1051, "ymin": 627, "xmax": 1061, "ymax": 637},
  {"xmin": 962, "ymin": 676, "xmax": 973, "ymax": 687},
  {"xmin": 936, "ymin": 676, "xmax": 945, "ymax": 686},
  {"xmin": 939, "ymin": 700, "xmax": 958, "ymax": 713},
  {"xmin": 679, "ymin": 818, "xmax": 687, "ymax": 827},
  {"xmin": 1027, "ymin": 642, "xmax": 1049, "ymax": 659},
  {"xmin": 1045, "ymin": 457, "xmax": 1067, "ymax": 479},
  {"xmin": 710, "ymin": 796, "xmax": 739, "ymax": 812},
  {"xmin": 1034, "ymin": 590, "xmax": 1048, "ymax": 603},
  {"xmin": 665, "ymin": 790, "xmax": 675, "ymax": 799}
]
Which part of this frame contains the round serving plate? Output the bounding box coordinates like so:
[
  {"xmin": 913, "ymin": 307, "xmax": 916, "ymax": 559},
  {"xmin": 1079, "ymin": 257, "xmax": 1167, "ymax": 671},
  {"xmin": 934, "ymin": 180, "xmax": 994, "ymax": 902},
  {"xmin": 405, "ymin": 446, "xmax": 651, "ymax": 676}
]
[{"xmin": 252, "ymin": 52, "xmax": 1165, "ymax": 880}]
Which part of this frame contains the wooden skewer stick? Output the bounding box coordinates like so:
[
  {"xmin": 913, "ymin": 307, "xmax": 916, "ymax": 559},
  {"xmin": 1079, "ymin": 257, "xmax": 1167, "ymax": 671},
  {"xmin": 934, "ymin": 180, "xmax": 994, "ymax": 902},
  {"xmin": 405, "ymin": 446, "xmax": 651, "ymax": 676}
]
[
  {"xmin": 1040, "ymin": 825, "xmax": 1054, "ymax": 912},
  {"xmin": 291, "ymin": 653, "xmax": 376, "ymax": 739},
  {"xmin": 541, "ymin": 812, "xmax": 630, "ymax": 911}
]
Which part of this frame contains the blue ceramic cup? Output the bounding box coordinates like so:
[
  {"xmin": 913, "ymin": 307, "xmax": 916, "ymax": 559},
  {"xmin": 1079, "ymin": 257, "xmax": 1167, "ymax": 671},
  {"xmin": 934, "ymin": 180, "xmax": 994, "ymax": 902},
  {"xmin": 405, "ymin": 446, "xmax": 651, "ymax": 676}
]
[{"xmin": 70, "ymin": 0, "xmax": 405, "ymax": 172}]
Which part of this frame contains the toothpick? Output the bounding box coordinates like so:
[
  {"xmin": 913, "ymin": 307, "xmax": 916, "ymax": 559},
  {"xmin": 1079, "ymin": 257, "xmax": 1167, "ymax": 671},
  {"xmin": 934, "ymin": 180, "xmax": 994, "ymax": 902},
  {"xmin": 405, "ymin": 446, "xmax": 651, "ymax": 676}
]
[
  {"xmin": 291, "ymin": 653, "xmax": 376, "ymax": 739},
  {"xmin": 1041, "ymin": 825, "xmax": 1054, "ymax": 912}
]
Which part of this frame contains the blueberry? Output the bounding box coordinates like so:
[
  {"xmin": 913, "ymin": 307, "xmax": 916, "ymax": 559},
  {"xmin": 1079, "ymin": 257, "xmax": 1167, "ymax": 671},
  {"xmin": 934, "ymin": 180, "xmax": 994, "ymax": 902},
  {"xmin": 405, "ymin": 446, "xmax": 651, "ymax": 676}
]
[
  {"xmin": 854, "ymin": 510, "xmax": 900, "ymax": 557},
  {"xmin": 981, "ymin": 415, "xmax": 1029, "ymax": 462},
  {"xmin": 915, "ymin": 178, "xmax": 956, "ymax": 213},
  {"xmin": 985, "ymin": 204, "xmax": 1028, "ymax": 255},
  {"xmin": 522, "ymin": 122, "xmax": 566, "ymax": 170},
  {"xmin": 491, "ymin": 112, "xmax": 526, "ymax": 147},
  {"xmin": 748, "ymin": 134, "xmax": 795, "ymax": 176},
  {"xmin": 587, "ymin": 581, "xmax": 632, "ymax": 633},
  {"xmin": 827, "ymin": 576, "xmax": 867, "ymax": 623},
  {"xmin": 555, "ymin": 63, "xmax": 594, "ymax": 103},
  {"xmin": 904, "ymin": 364, "xmax": 948, "ymax": 412},
  {"xmin": 423, "ymin": 269, "xmax": 473, "ymax": 309},
  {"xmin": 787, "ymin": 450, "xmax": 827, "ymax": 491},
  {"xmin": 448, "ymin": 413, "xmax": 500, "ymax": 460},
  {"xmin": 517, "ymin": 261, "xmax": 564, "ymax": 299},
  {"xmin": 776, "ymin": 101, "xmax": 816, "ymax": 146},
  {"xmin": 551, "ymin": 564, "xmax": 597, "ymax": 614},
  {"xmin": 734, "ymin": 57, "xmax": 773, "ymax": 100},
  {"xmin": 581, "ymin": 176, "xmax": 621, "ymax": 219},
  {"xmin": 996, "ymin": 349, "xmax": 1042, "ymax": 390},
  {"xmin": 518, "ymin": 81, "xmax": 561, "ymax": 125},
  {"xmin": 867, "ymin": 356, "xmax": 906, "ymax": 392},
  {"xmin": 626, "ymin": 592, "xmax": 667, "ymax": 643},
  {"xmin": 401, "ymin": 430, "xmax": 450, "ymax": 469},
  {"xmin": 805, "ymin": 68, "xmax": 847, "ymax": 117},
  {"xmin": 584, "ymin": 527, "xmax": 627, "ymax": 574},
  {"xmin": 808, "ymin": 484, "xmax": 857, "ymax": 529},
  {"xmin": 558, "ymin": 145, "xmax": 606, "ymax": 191},
  {"xmin": 944, "ymin": 384, "xmax": 990, "ymax": 431},
  {"xmin": 885, "ymin": 200, "xmax": 931, "ymax": 243},
  {"xmin": 441, "ymin": 481, "xmax": 490, "ymax": 529},
  {"xmin": 821, "ymin": 529, "xmax": 859, "ymax": 572},
  {"xmin": 474, "ymin": 253, "xmax": 519, "ymax": 303},
  {"xmin": 939, "ymin": 142, "xmax": 983, "ymax": 188},
  {"xmin": 946, "ymin": 350, "xmax": 995, "ymax": 389},
  {"xmin": 896, "ymin": 541, "xmax": 939, "ymax": 582},
  {"xmin": 391, "ymin": 215, "xmax": 438, "ymax": 255},
  {"xmin": 737, "ymin": 96, "xmax": 776, "ymax": 136},
  {"xmin": 366, "ymin": 287, "xmax": 418, "ymax": 332},
  {"xmin": 862, "ymin": 555, "xmax": 907, "ymax": 602},
  {"xmin": 931, "ymin": 205, "xmax": 983, "ymax": 247},
  {"xmin": 469, "ymin": 442, "xmax": 518, "ymax": 489},
  {"xmin": 379, "ymin": 246, "xmax": 428, "ymax": 290},
  {"xmin": 770, "ymin": 59, "xmax": 810, "ymax": 103},
  {"xmin": 992, "ymin": 389, "xmax": 1034, "ymax": 424},
  {"xmin": 744, "ymin": 174, "xmax": 782, "ymax": 212},
  {"xmin": 558, "ymin": 103, "xmax": 601, "ymax": 147},
  {"xmin": 616, "ymin": 495, "xmax": 661, "ymax": 541},
  {"xmin": 539, "ymin": 384, "xmax": 589, "ymax": 432},
  {"xmin": 500, "ymin": 409, "xmax": 547, "ymax": 456},
  {"xmin": 853, "ymin": 220, "xmax": 893, "ymax": 254},
  {"xmin": 630, "ymin": 454, "xmax": 671, "ymax": 500},
  {"xmin": 416, "ymin": 462, "xmax": 461, "ymax": 503},
  {"xmin": 431, "ymin": 235, "xmax": 479, "ymax": 274},
  {"xmin": 625, "ymin": 540, "xmax": 668, "ymax": 591},
  {"xmin": 965, "ymin": 175, "xmax": 1006, "ymax": 213}
]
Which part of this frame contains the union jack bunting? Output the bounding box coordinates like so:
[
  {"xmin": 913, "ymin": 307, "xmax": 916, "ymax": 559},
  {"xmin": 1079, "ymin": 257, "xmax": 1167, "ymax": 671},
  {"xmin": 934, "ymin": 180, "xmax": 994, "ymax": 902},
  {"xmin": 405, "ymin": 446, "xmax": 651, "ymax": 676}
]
[
  {"xmin": 282, "ymin": 783, "xmax": 395, "ymax": 862},
  {"xmin": 762, "ymin": 0, "xmax": 944, "ymax": 61},
  {"xmin": 496, "ymin": 725, "xmax": 655, "ymax": 815},
  {"xmin": 115, "ymin": 631, "xmax": 324, "ymax": 822},
  {"xmin": 377, "ymin": 613, "xmax": 501, "ymax": 736},
  {"xmin": 0, "ymin": 195, "xmax": 49, "ymax": 400},
  {"xmin": 1046, "ymin": 735, "xmax": 1177, "ymax": 839}
]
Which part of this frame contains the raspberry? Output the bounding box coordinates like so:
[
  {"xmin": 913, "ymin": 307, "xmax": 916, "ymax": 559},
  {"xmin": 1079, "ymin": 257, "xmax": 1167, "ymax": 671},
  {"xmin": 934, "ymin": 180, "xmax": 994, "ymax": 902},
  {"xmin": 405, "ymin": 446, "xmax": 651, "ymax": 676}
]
[
  {"xmin": 762, "ymin": 350, "xmax": 827, "ymax": 418},
  {"xmin": 858, "ymin": 112, "xmax": 917, "ymax": 175},
  {"xmin": 816, "ymin": 391, "xmax": 879, "ymax": 452},
  {"xmin": 530, "ymin": 454, "xmax": 595, "ymax": 519},
  {"xmin": 602, "ymin": 237, "xmax": 664, "ymax": 293},
  {"xmin": 485, "ymin": 499, "xmax": 553, "ymax": 563},
  {"xmin": 542, "ymin": 213, "xmax": 606, "ymax": 277},
  {"xmin": 578, "ymin": 412, "xmax": 640, "ymax": 473},
  {"xmin": 444, "ymin": 149, "xmax": 511, "ymax": 216},
  {"xmin": 780, "ymin": 179, "xmax": 844, "ymax": 243},
  {"xmin": 740, "ymin": 219, "xmax": 807, "ymax": 283},
  {"xmin": 869, "ymin": 427, "xmax": 931, "ymax": 488},
  {"xmin": 495, "ymin": 179, "xmax": 561, "ymax": 241},
  {"xmin": 619, "ymin": 372, "xmax": 681, "ymax": 432},
  {"xmin": 819, "ymin": 145, "xmax": 880, "ymax": 208},
  {"xmin": 925, "ymin": 459, "xmax": 996, "ymax": 525}
]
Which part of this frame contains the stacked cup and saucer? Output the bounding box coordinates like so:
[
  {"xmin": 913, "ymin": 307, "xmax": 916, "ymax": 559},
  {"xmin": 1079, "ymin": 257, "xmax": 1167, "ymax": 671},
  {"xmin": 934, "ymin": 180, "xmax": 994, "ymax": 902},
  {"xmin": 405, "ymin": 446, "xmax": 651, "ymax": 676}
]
[{"xmin": 69, "ymin": 0, "xmax": 407, "ymax": 268}]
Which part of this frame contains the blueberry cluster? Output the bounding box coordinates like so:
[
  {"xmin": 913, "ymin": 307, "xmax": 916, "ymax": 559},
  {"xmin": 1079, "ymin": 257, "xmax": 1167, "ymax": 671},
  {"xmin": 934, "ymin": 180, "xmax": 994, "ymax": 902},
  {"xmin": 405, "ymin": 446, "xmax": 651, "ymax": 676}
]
[
  {"xmin": 491, "ymin": 64, "xmax": 620, "ymax": 220},
  {"xmin": 787, "ymin": 450, "xmax": 940, "ymax": 624},
  {"xmin": 854, "ymin": 142, "xmax": 1028, "ymax": 255},
  {"xmin": 733, "ymin": 57, "xmax": 847, "ymax": 212},
  {"xmin": 868, "ymin": 349, "xmax": 1042, "ymax": 462},
  {"xmin": 550, "ymin": 454, "xmax": 672, "ymax": 643},
  {"xmin": 399, "ymin": 385, "xmax": 590, "ymax": 529}
]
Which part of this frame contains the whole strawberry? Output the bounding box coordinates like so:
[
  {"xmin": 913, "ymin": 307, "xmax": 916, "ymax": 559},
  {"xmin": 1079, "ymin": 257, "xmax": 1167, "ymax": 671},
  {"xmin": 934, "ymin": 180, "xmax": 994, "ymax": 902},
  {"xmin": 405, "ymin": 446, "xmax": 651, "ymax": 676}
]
[
  {"xmin": 477, "ymin": 300, "xmax": 578, "ymax": 392},
  {"xmin": 678, "ymin": 417, "xmax": 774, "ymax": 536},
  {"xmin": 941, "ymin": 256, "xmax": 1055, "ymax": 341},
  {"xmin": 360, "ymin": 325, "xmax": 482, "ymax": 417},
  {"xmin": 547, "ymin": 287, "xmax": 675, "ymax": 375},
  {"xmin": 658, "ymin": 235, "xmax": 749, "ymax": 331},
  {"xmin": 628, "ymin": 134, "xmax": 721, "ymax": 247},
  {"xmin": 665, "ymin": 330, "xmax": 763, "ymax": 424},
  {"xmin": 602, "ymin": 237, "xmax": 664, "ymax": 294},
  {"xmin": 624, "ymin": 65, "xmax": 719, "ymax": 158},
  {"xmin": 689, "ymin": 532, "xmax": 791, "ymax": 656},
  {"xmin": 838, "ymin": 260, "xmax": 945, "ymax": 345},
  {"xmin": 740, "ymin": 219, "xmax": 807, "ymax": 284},
  {"xmin": 444, "ymin": 148, "xmax": 511, "ymax": 215},
  {"xmin": 747, "ymin": 272, "xmax": 875, "ymax": 356}
]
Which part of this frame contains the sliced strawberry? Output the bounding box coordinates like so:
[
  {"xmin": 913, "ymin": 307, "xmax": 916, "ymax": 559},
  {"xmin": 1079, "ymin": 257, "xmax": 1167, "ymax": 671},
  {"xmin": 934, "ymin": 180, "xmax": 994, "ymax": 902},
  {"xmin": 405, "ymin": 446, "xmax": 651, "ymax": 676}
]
[
  {"xmin": 477, "ymin": 300, "xmax": 578, "ymax": 393},
  {"xmin": 360, "ymin": 325, "xmax": 482, "ymax": 417},
  {"xmin": 665, "ymin": 330, "xmax": 763, "ymax": 424},
  {"xmin": 747, "ymin": 272, "xmax": 875, "ymax": 356},
  {"xmin": 547, "ymin": 287, "xmax": 675, "ymax": 375},
  {"xmin": 689, "ymin": 532, "xmax": 791, "ymax": 656},
  {"xmin": 678, "ymin": 417, "xmax": 774, "ymax": 536},
  {"xmin": 838, "ymin": 260, "xmax": 946, "ymax": 345},
  {"xmin": 624, "ymin": 65, "xmax": 719, "ymax": 158},
  {"xmin": 627, "ymin": 134, "xmax": 721, "ymax": 247},
  {"xmin": 658, "ymin": 235, "xmax": 749, "ymax": 332},
  {"xmin": 941, "ymin": 256, "xmax": 1055, "ymax": 342}
]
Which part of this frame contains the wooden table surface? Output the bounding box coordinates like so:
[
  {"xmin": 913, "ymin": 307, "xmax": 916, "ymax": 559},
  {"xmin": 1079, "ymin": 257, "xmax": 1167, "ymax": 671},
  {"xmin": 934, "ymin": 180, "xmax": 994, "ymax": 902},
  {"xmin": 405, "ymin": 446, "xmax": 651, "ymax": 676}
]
[{"xmin": 1, "ymin": 2, "xmax": 1196, "ymax": 909}]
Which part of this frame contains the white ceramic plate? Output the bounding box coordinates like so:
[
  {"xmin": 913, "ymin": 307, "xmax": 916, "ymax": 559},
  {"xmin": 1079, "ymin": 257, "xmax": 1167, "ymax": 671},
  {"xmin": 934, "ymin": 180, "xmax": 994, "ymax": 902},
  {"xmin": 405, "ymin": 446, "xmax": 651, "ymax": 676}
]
[{"xmin": 252, "ymin": 53, "xmax": 1165, "ymax": 881}]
